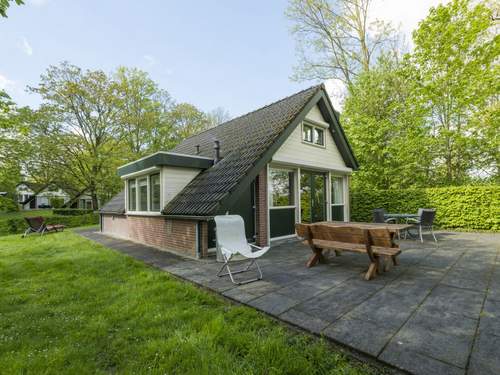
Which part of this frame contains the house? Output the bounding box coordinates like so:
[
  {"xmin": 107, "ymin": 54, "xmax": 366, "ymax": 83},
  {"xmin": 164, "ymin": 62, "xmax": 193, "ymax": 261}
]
[
  {"xmin": 100, "ymin": 85, "xmax": 358, "ymax": 258},
  {"xmin": 16, "ymin": 182, "xmax": 95, "ymax": 210},
  {"xmin": 16, "ymin": 182, "xmax": 70, "ymax": 210}
]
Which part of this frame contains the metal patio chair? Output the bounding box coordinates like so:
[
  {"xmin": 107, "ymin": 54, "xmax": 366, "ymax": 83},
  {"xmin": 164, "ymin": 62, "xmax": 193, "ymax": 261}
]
[
  {"xmin": 372, "ymin": 208, "xmax": 396, "ymax": 224},
  {"xmin": 405, "ymin": 209, "xmax": 437, "ymax": 243},
  {"xmin": 214, "ymin": 215, "xmax": 270, "ymax": 285}
]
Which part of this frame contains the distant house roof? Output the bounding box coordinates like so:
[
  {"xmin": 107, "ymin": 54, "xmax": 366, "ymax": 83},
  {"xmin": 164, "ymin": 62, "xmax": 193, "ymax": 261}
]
[
  {"xmin": 100, "ymin": 84, "xmax": 358, "ymax": 216},
  {"xmin": 99, "ymin": 190, "xmax": 125, "ymax": 214}
]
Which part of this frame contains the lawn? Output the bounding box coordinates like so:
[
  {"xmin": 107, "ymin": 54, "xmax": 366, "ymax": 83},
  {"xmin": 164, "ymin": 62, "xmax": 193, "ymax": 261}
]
[{"xmin": 0, "ymin": 231, "xmax": 376, "ymax": 374}]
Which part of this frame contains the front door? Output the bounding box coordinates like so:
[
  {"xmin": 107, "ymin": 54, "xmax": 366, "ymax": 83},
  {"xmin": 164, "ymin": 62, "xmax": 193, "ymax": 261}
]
[{"xmin": 300, "ymin": 171, "xmax": 326, "ymax": 223}]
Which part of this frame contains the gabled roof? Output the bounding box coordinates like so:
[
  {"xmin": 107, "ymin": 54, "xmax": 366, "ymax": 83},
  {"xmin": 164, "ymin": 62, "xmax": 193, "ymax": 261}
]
[
  {"xmin": 100, "ymin": 84, "xmax": 358, "ymax": 216},
  {"xmin": 100, "ymin": 190, "xmax": 125, "ymax": 214}
]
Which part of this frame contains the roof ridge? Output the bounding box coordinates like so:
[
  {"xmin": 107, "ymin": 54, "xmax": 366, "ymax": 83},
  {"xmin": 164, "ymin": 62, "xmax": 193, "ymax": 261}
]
[{"xmin": 179, "ymin": 84, "xmax": 323, "ymax": 144}]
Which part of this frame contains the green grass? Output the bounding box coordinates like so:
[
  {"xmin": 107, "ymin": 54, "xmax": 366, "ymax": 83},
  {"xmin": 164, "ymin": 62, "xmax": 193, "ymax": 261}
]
[
  {"xmin": 0, "ymin": 231, "xmax": 376, "ymax": 374},
  {"xmin": 0, "ymin": 209, "xmax": 54, "ymax": 219}
]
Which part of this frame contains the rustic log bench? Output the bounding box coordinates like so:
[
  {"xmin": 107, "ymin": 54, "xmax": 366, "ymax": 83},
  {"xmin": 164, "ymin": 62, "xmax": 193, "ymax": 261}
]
[{"xmin": 296, "ymin": 223, "xmax": 401, "ymax": 281}]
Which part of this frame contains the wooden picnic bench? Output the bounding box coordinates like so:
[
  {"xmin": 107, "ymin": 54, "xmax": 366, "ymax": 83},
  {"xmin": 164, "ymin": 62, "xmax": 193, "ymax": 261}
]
[{"xmin": 296, "ymin": 222, "xmax": 405, "ymax": 280}]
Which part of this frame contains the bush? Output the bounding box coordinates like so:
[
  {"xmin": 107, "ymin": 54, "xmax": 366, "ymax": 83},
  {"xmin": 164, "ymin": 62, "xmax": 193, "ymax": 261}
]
[
  {"xmin": 0, "ymin": 196, "xmax": 18, "ymax": 213},
  {"xmin": 0, "ymin": 213, "xmax": 99, "ymax": 236},
  {"xmin": 50, "ymin": 197, "xmax": 65, "ymax": 209},
  {"xmin": 53, "ymin": 209, "xmax": 94, "ymax": 216},
  {"xmin": 351, "ymin": 185, "xmax": 500, "ymax": 231}
]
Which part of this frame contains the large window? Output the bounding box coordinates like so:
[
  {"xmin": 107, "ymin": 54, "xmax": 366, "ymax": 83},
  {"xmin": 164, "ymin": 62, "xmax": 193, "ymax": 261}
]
[
  {"xmin": 302, "ymin": 122, "xmax": 325, "ymax": 146},
  {"xmin": 269, "ymin": 168, "xmax": 295, "ymax": 207},
  {"xmin": 127, "ymin": 172, "xmax": 161, "ymax": 213},
  {"xmin": 331, "ymin": 176, "xmax": 344, "ymax": 221},
  {"xmin": 128, "ymin": 179, "xmax": 136, "ymax": 211},
  {"xmin": 150, "ymin": 173, "xmax": 161, "ymax": 211}
]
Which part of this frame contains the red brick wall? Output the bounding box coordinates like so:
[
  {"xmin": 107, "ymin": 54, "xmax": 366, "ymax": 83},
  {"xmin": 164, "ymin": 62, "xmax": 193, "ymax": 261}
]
[
  {"xmin": 101, "ymin": 214, "xmax": 207, "ymax": 258},
  {"xmin": 255, "ymin": 168, "xmax": 269, "ymax": 246}
]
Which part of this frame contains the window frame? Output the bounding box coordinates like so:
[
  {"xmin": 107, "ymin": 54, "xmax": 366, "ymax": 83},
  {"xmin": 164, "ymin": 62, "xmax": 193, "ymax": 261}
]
[
  {"xmin": 126, "ymin": 170, "xmax": 162, "ymax": 214},
  {"xmin": 331, "ymin": 175, "xmax": 344, "ymax": 206},
  {"xmin": 268, "ymin": 167, "xmax": 296, "ymax": 209},
  {"xmin": 302, "ymin": 121, "xmax": 326, "ymax": 148},
  {"xmin": 149, "ymin": 173, "xmax": 161, "ymax": 212}
]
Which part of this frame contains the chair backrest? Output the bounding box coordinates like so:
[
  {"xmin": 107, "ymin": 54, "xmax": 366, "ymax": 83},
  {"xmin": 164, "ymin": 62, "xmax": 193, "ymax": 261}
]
[
  {"xmin": 214, "ymin": 215, "xmax": 251, "ymax": 256},
  {"xmin": 419, "ymin": 209, "xmax": 436, "ymax": 226},
  {"xmin": 372, "ymin": 208, "xmax": 386, "ymax": 223},
  {"xmin": 25, "ymin": 216, "xmax": 46, "ymax": 231}
]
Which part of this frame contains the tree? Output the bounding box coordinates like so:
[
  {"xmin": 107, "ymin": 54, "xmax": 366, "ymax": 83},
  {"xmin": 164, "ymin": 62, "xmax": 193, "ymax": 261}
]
[
  {"xmin": 409, "ymin": 0, "xmax": 499, "ymax": 184},
  {"xmin": 114, "ymin": 67, "xmax": 173, "ymax": 156},
  {"xmin": 206, "ymin": 107, "xmax": 231, "ymax": 127},
  {"xmin": 29, "ymin": 62, "xmax": 125, "ymax": 208},
  {"xmin": 286, "ymin": 0, "xmax": 398, "ymax": 87},
  {"xmin": 151, "ymin": 103, "xmax": 210, "ymax": 151},
  {"xmin": 0, "ymin": 0, "xmax": 23, "ymax": 18},
  {"xmin": 342, "ymin": 54, "xmax": 432, "ymax": 190}
]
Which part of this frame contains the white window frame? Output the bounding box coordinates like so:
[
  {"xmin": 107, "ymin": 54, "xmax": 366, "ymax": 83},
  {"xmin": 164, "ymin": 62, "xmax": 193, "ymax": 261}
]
[
  {"xmin": 268, "ymin": 167, "xmax": 297, "ymax": 210},
  {"xmin": 301, "ymin": 121, "xmax": 326, "ymax": 148},
  {"xmin": 124, "ymin": 168, "xmax": 162, "ymax": 215},
  {"xmin": 330, "ymin": 174, "xmax": 346, "ymax": 222}
]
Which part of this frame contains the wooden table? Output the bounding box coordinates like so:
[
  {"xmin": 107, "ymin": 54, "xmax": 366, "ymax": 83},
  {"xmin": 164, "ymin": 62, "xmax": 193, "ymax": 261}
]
[{"xmin": 315, "ymin": 221, "xmax": 412, "ymax": 234}]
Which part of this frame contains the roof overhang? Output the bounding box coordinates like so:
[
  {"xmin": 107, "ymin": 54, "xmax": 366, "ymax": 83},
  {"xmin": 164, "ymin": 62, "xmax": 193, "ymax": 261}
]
[{"xmin": 117, "ymin": 151, "xmax": 214, "ymax": 177}]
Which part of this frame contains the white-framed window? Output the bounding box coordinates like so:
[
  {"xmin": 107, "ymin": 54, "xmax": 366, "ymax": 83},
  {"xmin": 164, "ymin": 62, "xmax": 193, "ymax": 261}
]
[
  {"xmin": 269, "ymin": 168, "xmax": 295, "ymax": 208},
  {"xmin": 126, "ymin": 172, "xmax": 161, "ymax": 213},
  {"xmin": 331, "ymin": 175, "xmax": 344, "ymax": 221},
  {"xmin": 302, "ymin": 122, "xmax": 325, "ymax": 147}
]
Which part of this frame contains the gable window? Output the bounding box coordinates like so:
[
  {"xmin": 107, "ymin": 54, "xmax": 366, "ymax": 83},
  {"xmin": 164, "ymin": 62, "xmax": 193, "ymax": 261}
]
[
  {"xmin": 150, "ymin": 173, "xmax": 161, "ymax": 211},
  {"xmin": 302, "ymin": 122, "xmax": 325, "ymax": 147},
  {"xmin": 128, "ymin": 179, "xmax": 137, "ymax": 211}
]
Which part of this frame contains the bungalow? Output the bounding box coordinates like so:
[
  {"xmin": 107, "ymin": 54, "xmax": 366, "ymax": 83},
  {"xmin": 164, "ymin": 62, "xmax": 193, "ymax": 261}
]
[
  {"xmin": 100, "ymin": 84, "xmax": 358, "ymax": 258},
  {"xmin": 16, "ymin": 182, "xmax": 95, "ymax": 210}
]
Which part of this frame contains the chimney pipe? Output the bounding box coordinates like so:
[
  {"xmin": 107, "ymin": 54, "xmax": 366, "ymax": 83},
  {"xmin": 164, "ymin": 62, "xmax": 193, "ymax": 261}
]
[
  {"xmin": 195, "ymin": 145, "xmax": 200, "ymax": 154},
  {"xmin": 213, "ymin": 140, "xmax": 221, "ymax": 164}
]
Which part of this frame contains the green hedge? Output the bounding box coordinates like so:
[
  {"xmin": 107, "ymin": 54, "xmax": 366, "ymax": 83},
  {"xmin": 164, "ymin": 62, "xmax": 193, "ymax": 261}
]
[
  {"xmin": 0, "ymin": 213, "xmax": 99, "ymax": 236},
  {"xmin": 53, "ymin": 209, "xmax": 94, "ymax": 216},
  {"xmin": 0, "ymin": 196, "xmax": 18, "ymax": 213},
  {"xmin": 351, "ymin": 185, "xmax": 500, "ymax": 231}
]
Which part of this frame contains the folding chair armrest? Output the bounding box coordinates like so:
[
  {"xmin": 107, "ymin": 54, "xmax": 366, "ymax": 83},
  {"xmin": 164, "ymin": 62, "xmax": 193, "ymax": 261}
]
[
  {"xmin": 384, "ymin": 218, "xmax": 396, "ymax": 223},
  {"xmin": 406, "ymin": 218, "xmax": 420, "ymax": 224}
]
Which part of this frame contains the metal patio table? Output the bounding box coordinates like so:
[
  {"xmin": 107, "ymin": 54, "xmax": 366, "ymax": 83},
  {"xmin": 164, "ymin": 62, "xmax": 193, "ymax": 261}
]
[{"xmin": 384, "ymin": 213, "xmax": 420, "ymax": 237}]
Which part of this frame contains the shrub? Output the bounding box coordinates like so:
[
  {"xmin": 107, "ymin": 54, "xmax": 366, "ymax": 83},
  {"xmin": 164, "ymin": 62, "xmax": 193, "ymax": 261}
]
[
  {"xmin": 0, "ymin": 213, "xmax": 99, "ymax": 236},
  {"xmin": 351, "ymin": 185, "xmax": 500, "ymax": 231},
  {"xmin": 50, "ymin": 197, "xmax": 65, "ymax": 209},
  {"xmin": 0, "ymin": 196, "xmax": 18, "ymax": 213},
  {"xmin": 52, "ymin": 209, "xmax": 94, "ymax": 216}
]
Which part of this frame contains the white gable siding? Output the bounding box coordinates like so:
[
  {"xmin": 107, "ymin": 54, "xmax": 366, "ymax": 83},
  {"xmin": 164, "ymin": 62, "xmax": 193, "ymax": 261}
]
[
  {"xmin": 162, "ymin": 166, "xmax": 201, "ymax": 206},
  {"xmin": 272, "ymin": 105, "xmax": 350, "ymax": 172}
]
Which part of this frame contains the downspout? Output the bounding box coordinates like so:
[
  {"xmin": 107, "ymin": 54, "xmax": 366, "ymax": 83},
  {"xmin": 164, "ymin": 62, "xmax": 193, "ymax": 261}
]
[{"xmin": 195, "ymin": 221, "xmax": 202, "ymax": 259}]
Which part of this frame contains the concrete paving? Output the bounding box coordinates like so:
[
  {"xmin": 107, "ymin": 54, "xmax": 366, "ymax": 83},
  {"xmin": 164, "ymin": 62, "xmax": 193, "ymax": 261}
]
[{"xmin": 76, "ymin": 229, "xmax": 500, "ymax": 375}]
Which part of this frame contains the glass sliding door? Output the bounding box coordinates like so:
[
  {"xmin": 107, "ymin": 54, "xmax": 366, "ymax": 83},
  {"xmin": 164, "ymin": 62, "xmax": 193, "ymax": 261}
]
[
  {"xmin": 331, "ymin": 176, "xmax": 344, "ymax": 221},
  {"xmin": 300, "ymin": 171, "xmax": 326, "ymax": 223},
  {"xmin": 269, "ymin": 167, "xmax": 296, "ymax": 238}
]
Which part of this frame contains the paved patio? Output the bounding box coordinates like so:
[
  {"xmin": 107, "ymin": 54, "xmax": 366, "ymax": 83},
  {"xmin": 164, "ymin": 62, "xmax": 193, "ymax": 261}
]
[{"xmin": 77, "ymin": 229, "xmax": 500, "ymax": 375}]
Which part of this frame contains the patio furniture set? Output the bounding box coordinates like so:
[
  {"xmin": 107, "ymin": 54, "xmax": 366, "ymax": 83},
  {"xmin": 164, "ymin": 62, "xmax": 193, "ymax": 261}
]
[{"xmin": 215, "ymin": 208, "xmax": 437, "ymax": 285}]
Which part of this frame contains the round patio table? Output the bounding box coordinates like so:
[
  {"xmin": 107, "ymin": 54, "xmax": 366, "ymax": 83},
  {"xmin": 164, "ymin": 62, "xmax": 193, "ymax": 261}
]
[{"xmin": 384, "ymin": 213, "xmax": 420, "ymax": 238}]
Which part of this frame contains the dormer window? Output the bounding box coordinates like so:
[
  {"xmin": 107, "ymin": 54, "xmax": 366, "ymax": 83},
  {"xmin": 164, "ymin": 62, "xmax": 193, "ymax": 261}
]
[{"xmin": 302, "ymin": 122, "xmax": 325, "ymax": 147}]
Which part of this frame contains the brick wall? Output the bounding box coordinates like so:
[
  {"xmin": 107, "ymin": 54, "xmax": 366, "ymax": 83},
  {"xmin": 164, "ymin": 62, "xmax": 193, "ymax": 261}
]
[
  {"xmin": 101, "ymin": 214, "xmax": 207, "ymax": 258},
  {"xmin": 255, "ymin": 168, "xmax": 269, "ymax": 246}
]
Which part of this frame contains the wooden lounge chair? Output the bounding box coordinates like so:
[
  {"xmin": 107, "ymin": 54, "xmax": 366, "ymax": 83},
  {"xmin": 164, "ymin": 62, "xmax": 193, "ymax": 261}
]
[
  {"xmin": 22, "ymin": 216, "xmax": 65, "ymax": 237},
  {"xmin": 296, "ymin": 223, "xmax": 401, "ymax": 280}
]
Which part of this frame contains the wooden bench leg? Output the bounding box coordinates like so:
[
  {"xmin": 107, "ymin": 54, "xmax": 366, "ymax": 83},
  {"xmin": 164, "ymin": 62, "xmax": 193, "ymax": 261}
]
[
  {"xmin": 306, "ymin": 248, "xmax": 325, "ymax": 268},
  {"xmin": 334, "ymin": 250, "xmax": 341, "ymax": 257},
  {"xmin": 391, "ymin": 255, "xmax": 399, "ymax": 266},
  {"xmin": 365, "ymin": 261, "xmax": 378, "ymax": 280}
]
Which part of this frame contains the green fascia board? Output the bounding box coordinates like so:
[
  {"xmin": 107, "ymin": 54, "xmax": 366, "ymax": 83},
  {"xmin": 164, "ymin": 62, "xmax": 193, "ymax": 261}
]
[
  {"xmin": 117, "ymin": 152, "xmax": 214, "ymax": 177},
  {"xmin": 216, "ymin": 87, "xmax": 358, "ymax": 215}
]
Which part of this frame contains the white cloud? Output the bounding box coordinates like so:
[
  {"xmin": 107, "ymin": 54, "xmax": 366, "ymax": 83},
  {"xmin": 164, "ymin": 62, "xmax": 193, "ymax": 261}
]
[
  {"xmin": 369, "ymin": 0, "xmax": 450, "ymax": 43},
  {"xmin": 143, "ymin": 54, "xmax": 158, "ymax": 67},
  {"xmin": 0, "ymin": 74, "xmax": 16, "ymax": 91},
  {"xmin": 20, "ymin": 36, "xmax": 33, "ymax": 56}
]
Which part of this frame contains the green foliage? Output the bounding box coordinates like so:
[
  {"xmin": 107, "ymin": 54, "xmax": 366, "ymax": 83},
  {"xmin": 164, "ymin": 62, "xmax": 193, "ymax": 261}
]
[
  {"xmin": 351, "ymin": 185, "xmax": 500, "ymax": 231},
  {"xmin": 0, "ymin": 231, "xmax": 374, "ymax": 374},
  {"xmin": 0, "ymin": 196, "xmax": 18, "ymax": 213},
  {"xmin": 0, "ymin": 0, "xmax": 23, "ymax": 17},
  {"xmin": 49, "ymin": 197, "xmax": 65, "ymax": 208},
  {"xmin": 0, "ymin": 213, "xmax": 99, "ymax": 236},
  {"xmin": 52, "ymin": 208, "xmax": 94, "ymax": 216}
]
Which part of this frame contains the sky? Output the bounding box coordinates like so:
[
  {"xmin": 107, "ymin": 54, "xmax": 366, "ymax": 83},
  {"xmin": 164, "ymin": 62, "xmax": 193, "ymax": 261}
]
[{"xmin": 0, "ymin": 0, "xmax": 446, "ymax": 117}]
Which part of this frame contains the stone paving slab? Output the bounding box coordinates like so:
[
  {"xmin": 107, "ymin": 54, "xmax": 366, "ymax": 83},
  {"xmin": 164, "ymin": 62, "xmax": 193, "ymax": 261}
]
[{"xmin": 76, "ymin": 229, "xmax": 499, "ymax": 375}]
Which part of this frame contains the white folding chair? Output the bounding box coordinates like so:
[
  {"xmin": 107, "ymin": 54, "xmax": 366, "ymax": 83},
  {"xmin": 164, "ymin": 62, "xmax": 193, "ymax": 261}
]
[{"xmin": 214, "ymin": 215, "xmax": 270, "ymax": 285}]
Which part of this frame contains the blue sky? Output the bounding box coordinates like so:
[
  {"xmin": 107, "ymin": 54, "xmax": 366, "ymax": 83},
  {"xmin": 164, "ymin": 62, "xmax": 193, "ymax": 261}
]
[{"xmin": 0, "ymin": 0, "xmax": 444, "ymax": 117}]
